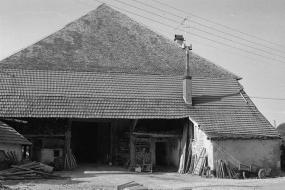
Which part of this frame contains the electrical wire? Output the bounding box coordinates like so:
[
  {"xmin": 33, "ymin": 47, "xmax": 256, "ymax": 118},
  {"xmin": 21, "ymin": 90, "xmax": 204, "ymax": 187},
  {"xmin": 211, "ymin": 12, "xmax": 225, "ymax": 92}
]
[
  {"xmin": 151, "ymin": 0, "xmax": 285, "ymax": 49},
  {"xmin": 249, "ymin": 96, "xmax": 285, "ymax": 101},
  {"xmin": 143, "ymin": 25, "xmax": 285, "ymax": 72},
  {"xmin": 74, "ymin": 0, "xmax": 285, "ymax": 101},
  {"xmin": 132, "ymin": 0, "xmax": 285, "ymax": 55},
  {"xmin": 86, "ymin": 0, "xmax": 285, "ymax": 67},
  {"xmin": 113, "ymin": 0, "xmax": 285, "ymax": 61}
]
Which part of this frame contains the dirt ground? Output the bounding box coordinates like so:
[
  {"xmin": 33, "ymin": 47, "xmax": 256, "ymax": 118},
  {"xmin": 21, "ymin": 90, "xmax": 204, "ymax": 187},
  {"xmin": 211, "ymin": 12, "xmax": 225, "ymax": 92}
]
[{"xmin": 2, "ymin": 164, "xmax": 285, "ymax": 190}]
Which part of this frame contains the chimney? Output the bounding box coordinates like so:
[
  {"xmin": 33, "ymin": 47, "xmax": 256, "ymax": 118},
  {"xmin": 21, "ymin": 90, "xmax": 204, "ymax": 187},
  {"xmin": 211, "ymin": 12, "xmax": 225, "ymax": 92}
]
[
  {"xmin": 174, "ymin": 35, "xmax": 184, "ymax": 47},
  {"xmin": 175, "ymin": 35, "xmax": 192, "ymax": 105},
  {"xmin": 183, "ymin": 47, "xmax": 192, "ymax": 105}
]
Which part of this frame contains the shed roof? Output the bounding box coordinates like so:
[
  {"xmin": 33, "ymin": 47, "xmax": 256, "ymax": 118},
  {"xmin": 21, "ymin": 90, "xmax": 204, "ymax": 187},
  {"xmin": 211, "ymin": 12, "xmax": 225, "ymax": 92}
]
[
  {"xmin": 0, "ymin": 69, "xmax": 279, "ymax": 139},
  {"xmin": 0, "ymin": 121, "xmax": 31, "ymax": 145},
  {"xmin": 0, "ymin": 4, "xmax": 240, "ymax": 79}
]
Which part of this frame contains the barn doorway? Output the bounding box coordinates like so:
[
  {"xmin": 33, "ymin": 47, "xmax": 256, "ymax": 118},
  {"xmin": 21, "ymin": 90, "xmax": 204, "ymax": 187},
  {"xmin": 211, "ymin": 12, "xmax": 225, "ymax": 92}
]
[
  {"xmin": 71, "ymin": 121, "xmax": 111, "ymax": 163},
  {"xmin": 155, "ymin": 142, "xmax": 168, "ymax": 165}
]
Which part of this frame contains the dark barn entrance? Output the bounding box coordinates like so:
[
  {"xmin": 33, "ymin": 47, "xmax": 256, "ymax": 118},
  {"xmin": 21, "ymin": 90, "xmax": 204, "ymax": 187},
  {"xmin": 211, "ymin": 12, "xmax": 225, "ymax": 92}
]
[
  {"xmin": 155, "ymin": 142, "xmax": 168, "ymax": 165},
  {"xmin": 71, "ymin": 121, "xmax": 111, "ymax": 163}
]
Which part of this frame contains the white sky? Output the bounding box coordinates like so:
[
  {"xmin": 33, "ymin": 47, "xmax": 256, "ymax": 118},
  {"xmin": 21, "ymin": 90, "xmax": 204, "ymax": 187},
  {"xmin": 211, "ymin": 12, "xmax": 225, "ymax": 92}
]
[{"xmin": 0, "ymin": 0, "xmax": 285, "ymax": 126}]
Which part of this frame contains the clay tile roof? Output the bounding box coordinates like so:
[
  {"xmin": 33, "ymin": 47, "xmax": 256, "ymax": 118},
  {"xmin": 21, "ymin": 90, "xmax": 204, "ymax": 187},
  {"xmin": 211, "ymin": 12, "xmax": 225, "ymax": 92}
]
[
  {"xmin": 0, "ymin": 69, "xmax": 279, "ymax": 139},
  {"xmin": 0, "ymin": 4, "xmax": 240, "ymax": 79},
  {"xmin": 0, "ymin": 5, "xmax": 278, "ymax": 139},
  {"xmin": 0, "ymin": 121, "xmax": 31, "ymax": 145}
]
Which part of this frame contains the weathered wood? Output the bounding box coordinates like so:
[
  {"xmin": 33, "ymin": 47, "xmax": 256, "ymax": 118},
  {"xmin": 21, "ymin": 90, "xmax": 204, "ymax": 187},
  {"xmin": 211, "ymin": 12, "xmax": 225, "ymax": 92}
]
[
  {"xmin": 0, "ymin": 162, "xmax": 38, "ymax": 174},
  {"xmin": 178, "ymin": 121, "xmax": 190, "ymax": 174},
  {"xmin": 188, "ymin": 154, "xmax": 196, "ymax": 174},
  {"xmin": 11, "ymin": 165, "xmax": 60, "ymax": 178},
  {"xmin": 0, "ymin": 171, "xmax": 35, "ymax": 176},
  {"xmin": 193, "ymin": 148, "xmax": 206, "ymax": 175},
  {"xmin": 130, "ymin": 119, "xmax": 138, "ymax": 168},
  {"xmin": 183, "ymin": 120, "xmax": 190, "ymax": 173}
]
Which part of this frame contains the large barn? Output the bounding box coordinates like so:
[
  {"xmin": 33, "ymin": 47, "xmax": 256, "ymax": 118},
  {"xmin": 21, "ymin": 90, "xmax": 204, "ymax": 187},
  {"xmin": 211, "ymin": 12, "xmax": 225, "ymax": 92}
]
[{"xmin": 0, "ymin": 4, "xmax": 280, "ymax": 174}]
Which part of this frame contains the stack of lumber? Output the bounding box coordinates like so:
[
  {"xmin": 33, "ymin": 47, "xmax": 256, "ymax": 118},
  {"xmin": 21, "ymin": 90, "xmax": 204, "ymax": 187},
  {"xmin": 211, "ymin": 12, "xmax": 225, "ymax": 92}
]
[
  {"xmin": 0, "ymin": 162, "xmax": 66, "ymax": 180},
  {"xmin": 0, "ymin": 183, "xmax": 12, "ymax": 190},
  {"xmin": 64, "ymin": 131, "xmax": 77, "ymax": 170},
  {"xmin": 188, "ymin": 148, "xmax": 208, "ymax": 176},
  {"xmin": 215, "ymin": 160, "xmax": 237, "ymax": 179},
  {"xmin": 64, "ymin": 150, "xmax": 77, "ymax": 170}
]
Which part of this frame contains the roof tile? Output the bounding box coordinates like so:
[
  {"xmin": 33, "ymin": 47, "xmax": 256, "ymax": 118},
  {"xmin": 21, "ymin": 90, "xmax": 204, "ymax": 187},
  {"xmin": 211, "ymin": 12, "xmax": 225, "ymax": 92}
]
[
  {"xmin": 0, "ymin": 69, "xmax": 279, "ymax": 139},
  {"xmin": 0, "ymin": 121, "xmax": 31, "ymax": 145}
]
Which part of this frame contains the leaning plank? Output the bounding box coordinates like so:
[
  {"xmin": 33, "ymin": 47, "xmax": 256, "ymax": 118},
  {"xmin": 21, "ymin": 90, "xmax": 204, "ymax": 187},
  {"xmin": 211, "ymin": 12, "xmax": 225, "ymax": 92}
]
[
  {"xmin": 0, "ymin": 171, "xmax": 35, "ymax": 176},
  {"xmin": 3, "ymin": 176, "xmax": 42, "ymax": 180}
]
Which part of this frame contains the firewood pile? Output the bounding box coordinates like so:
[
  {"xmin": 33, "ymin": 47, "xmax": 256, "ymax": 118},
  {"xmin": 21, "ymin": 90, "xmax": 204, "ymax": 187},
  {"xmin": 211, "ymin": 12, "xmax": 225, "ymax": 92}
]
[
  {"xmin": 0, "ymin": 161, "xmax": 67, "ymax": 180},
  {"xmin": 135, "ymin": 152, "xmax": 151, "ymax": 165}
]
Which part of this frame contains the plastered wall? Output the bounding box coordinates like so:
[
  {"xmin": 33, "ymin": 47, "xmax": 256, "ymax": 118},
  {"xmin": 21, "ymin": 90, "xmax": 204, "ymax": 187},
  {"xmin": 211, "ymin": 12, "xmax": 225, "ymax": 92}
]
[
  {"xmin": 36, "ymin": 149, "xmax": 63, "ymax": 164},
  {"xmin": 190, "ymin": 124, "xmax": 214, "ymax": 168},
  {"xmin": 212, "ymin": 139, "xmax": 281, "ymax": 173},
  {"xmin": 0, "ymin": 143, "xmax": 22, "ymax": 161},
  {"xmin": 169, "ymin": 137, "xmax": 180, "ymax": 167}
]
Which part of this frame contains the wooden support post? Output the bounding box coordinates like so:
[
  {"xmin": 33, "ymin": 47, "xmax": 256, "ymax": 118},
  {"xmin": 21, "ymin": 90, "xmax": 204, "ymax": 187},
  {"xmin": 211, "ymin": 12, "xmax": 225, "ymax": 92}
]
[
  {"xmin": 184, "ymin": 119, "xmax": 190, "ymax": 173},
  {"xmin": 110, "ymin": 120, "xmax": 116, "ymax": 164},
  {"xmin": 64, "ymin": 119, "xmax": 72, "ymax": 169},
  {"xmin": 178, "ymin": 119, "xmax": 190, "ymax": 173},
  {"xmin": 129, "ymin": 119, "xmax": 138, "ymax": 168}
]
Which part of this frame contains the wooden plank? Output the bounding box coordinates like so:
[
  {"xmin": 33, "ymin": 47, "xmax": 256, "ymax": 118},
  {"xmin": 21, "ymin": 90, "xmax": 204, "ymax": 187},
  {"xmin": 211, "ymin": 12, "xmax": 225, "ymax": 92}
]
[
  {"xmin": 193, "ymin": 148, "xmax": 205, "ymax": 175},
  {"xmin": 130, "ymin": 119, "xmax": 138, "ymax": 168},
  {"xmin": 11, "ymin": 166, "xmax": 61, "ymax": 178},
  {"xmin": 184, "ymin": 142, "xmax": 192, "ymax": 173},
  {"xmin": 188, "ymin": 154, "xmax": 196, "ymax": 174}
]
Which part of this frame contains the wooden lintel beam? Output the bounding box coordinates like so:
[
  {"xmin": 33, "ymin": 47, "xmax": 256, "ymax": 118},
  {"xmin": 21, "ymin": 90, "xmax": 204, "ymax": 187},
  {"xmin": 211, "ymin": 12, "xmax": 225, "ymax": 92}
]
[{"xmin": 132, "ymin": 119, "xmax": 138, "ymax": 132}]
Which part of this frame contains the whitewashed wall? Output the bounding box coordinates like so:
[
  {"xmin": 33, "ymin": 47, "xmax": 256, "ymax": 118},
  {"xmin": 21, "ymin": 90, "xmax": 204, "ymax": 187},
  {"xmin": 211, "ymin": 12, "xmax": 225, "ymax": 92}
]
[{"xmin": 0, "ymin": 143, "xmax": 22, "ymax": 161}]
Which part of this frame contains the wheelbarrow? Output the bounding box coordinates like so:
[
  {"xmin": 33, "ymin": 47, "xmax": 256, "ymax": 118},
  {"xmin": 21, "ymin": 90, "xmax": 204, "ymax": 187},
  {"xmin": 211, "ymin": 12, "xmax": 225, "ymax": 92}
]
[{"xmin": 238, "ymin": 163, "xmax": 271, "ymax": 179}]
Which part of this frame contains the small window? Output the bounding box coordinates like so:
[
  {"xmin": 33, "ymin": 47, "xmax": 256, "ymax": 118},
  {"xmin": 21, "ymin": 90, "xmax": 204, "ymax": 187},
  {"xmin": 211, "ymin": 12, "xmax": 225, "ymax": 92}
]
[{"xmin": 54, "ymin": 150, "xmax": 60, "ymax": 157}]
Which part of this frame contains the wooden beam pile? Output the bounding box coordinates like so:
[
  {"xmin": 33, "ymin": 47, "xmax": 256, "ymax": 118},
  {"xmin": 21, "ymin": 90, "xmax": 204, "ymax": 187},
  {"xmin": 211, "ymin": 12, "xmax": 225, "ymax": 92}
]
[
  {"xmin": 188, "ymin": 148, "xmax": 208, "ymax": 176},
  {"xmin": 0, "ymin": 183, "xmax": 12, "ymax": 190},
  {"xmin": 64, "ymin": 150, "xmax": 77, "ymax": 170},
  {"xmin": 215, "ymin": 160, "xmax": 237, "ymax": 179},
  {"xmin": 0, "ymin": 162, "xmax": 67, "ymax": 180},
  {"xmin": 64, "ymin": 130, "xmax": 78, "ymax": 170}
]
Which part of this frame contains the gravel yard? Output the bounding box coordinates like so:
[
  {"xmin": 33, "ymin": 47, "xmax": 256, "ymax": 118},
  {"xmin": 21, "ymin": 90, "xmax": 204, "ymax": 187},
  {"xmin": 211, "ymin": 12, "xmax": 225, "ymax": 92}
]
[{"xmin": 2, "ymin": 164, "xmax": 285, "ymax": 190}]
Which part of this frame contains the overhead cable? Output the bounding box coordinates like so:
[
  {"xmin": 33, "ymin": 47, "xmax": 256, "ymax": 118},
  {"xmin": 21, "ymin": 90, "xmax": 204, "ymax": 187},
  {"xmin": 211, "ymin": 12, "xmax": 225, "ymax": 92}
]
[
  {"xmin": 132, "ymin": 0, "xmax": 285, "ymax": 55},
  {"xmin": 151, "ymin": 0, "xmax": 285, "ymax": 49},
  {"xmin": 73, "ymin": 0, "xmax": 285, "ymax": 67},
  {"xmin": 115, "ymin": 0, "xmax": 285, "ymax": 60}
]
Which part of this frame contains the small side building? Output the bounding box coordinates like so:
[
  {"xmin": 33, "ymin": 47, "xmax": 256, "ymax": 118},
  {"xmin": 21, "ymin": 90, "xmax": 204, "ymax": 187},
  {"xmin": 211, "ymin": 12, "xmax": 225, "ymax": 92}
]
[{"xmin": 0, "ymin": 121, "xmax": 32, "ymax": 162}]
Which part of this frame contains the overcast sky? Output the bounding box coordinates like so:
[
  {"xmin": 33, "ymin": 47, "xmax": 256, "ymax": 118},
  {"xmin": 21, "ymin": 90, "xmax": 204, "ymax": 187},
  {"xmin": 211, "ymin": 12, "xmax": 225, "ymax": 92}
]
[{"xmin": 1, "ymin": 0, "xmax": 285, "ymax": 126}]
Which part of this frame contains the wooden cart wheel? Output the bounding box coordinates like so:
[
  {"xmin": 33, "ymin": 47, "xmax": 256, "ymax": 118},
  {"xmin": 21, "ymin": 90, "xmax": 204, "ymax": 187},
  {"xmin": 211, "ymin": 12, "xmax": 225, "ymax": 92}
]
[
  {"xmin": 258, "ymin": 169, "xmax": 266, "ymax": 179},
  {"xmin": 243, "ymin": 171, "xmax": 249, "ymax": 179}
]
